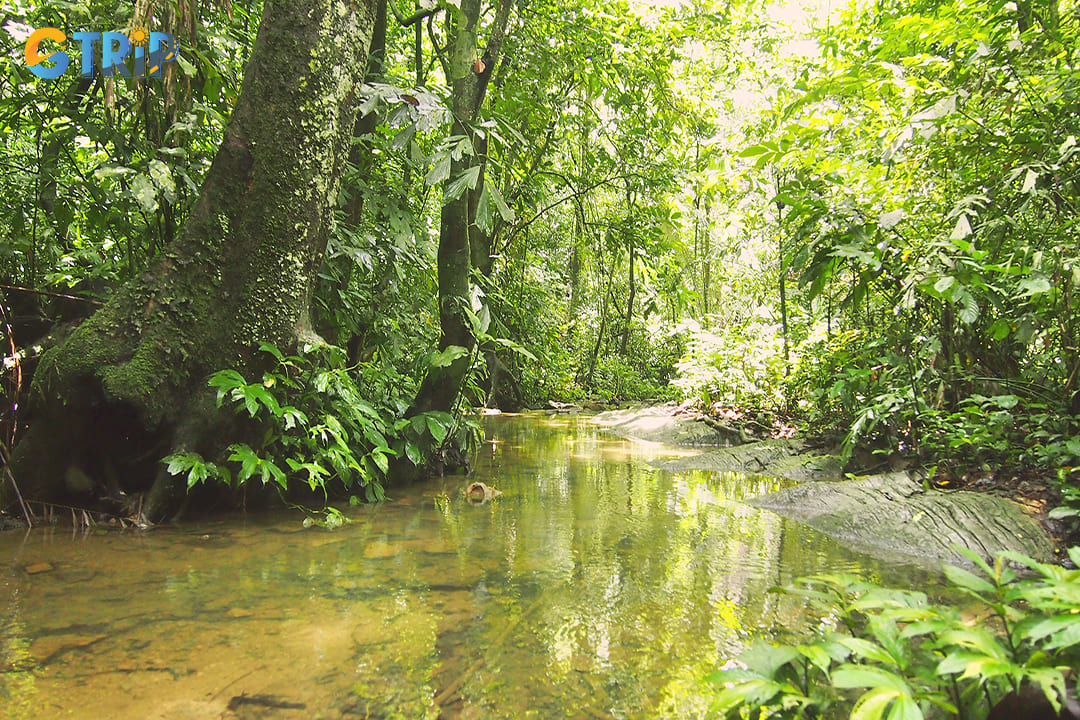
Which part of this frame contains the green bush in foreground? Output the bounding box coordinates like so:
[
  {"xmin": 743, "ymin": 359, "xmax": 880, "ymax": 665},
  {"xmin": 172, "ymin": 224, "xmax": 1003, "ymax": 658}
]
[{"xmin": 709, "ymin": 548, "xmax": 1080, "ymax": 720}]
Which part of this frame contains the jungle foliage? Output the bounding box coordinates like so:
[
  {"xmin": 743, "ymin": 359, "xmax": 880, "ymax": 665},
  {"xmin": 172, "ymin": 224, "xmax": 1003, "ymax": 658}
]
[{"xmin": 1, "ymin": 0, "xmax": 1079, "ymax": 525}]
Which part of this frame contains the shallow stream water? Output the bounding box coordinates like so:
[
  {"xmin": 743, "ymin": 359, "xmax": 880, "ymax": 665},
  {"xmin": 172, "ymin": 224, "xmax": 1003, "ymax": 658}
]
[{"xmin": 0, "ymin": 414, "xmax": 941, "ymax": 719}]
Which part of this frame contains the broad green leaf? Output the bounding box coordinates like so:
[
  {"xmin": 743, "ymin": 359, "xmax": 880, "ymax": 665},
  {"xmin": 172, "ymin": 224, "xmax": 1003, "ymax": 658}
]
[
  {"xmin": 934, "ymin": 276, "xmax": 956, "ymax": 295},
  {"xmin": 832, "ymin": 665, "xmax": 911, "ymax": 694},
  {"xmin": 935, "ymin": 627, "xmax": 1008, "ymax": 660},
  {"xmin": 738, "ymin": 143, "xmax": 771, "ymax": 157},
  {"xmin": 1018, "ymin": 276, "xmax": 1052, "ymax": 297},
  {"xmin": 887, "ymin": 694, "xmax": 922, "ymax": 720},
  {"xmin": 493, "ymin": 337, "xmax": 539, "ymax": 362},
  {"xmin": 942, "ymin": 564, "xmax": 995, "ymax": 595},
  {"xmin": 1020, "ymin": 615, "xmax": 1080, "ymax": 650},
  {"xmin": 148, "ymin": 159, "xmax": 175, "ymax": 203},
  {"xmin": 427, "ymin": 416, "xmax": 449, "ymax": 445},
  {"xmin": 130, "ymin": 174, "xmax": 158, "ymax": 213},
  {"xmin": 429, "ymin": 345, "xmax": 469, "ymax": 368},
  {"xmin": 795, "ymin": 643, "xmax": 832, "ymax": 672},
  {"xmin": 405, "ymin": 441, "xmax": 422, "ymax": 466},
  {"xmin": 851, "ymin": 687, "xmax": 899, "ymax": 720},
  {"xmin": 837, "ymin": 636, "xmax": 900, "ymax": 666}
]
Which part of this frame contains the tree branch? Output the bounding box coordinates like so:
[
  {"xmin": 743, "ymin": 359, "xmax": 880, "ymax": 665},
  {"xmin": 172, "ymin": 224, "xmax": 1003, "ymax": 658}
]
[{"xmin": 387, "ymin": 0, "xmax": 438, "ymax": 27}]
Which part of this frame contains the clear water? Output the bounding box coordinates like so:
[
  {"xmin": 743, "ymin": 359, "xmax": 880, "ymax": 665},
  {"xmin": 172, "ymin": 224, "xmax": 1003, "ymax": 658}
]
[{"xmin": 0, "ymin": 414, "xmax": 942, "ymax": 719}]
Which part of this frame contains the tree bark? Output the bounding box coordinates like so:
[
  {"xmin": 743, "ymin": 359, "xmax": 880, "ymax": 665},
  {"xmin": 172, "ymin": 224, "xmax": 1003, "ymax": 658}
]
[{"xmin": 8, "ymin": 0, "xmax": 378, "ymax": 522}]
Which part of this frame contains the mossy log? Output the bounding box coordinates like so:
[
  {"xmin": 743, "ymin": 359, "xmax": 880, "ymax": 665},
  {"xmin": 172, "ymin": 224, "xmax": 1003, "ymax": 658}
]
[{"xmin": 7, "ymin": 0, "xmax": 378, "ymax": 523}]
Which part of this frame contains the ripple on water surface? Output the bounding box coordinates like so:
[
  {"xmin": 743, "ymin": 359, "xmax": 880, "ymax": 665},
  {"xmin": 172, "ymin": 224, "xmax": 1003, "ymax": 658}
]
[{"xmin": 0, "ymin": 414, "xmax": 942, "ymax": 719}]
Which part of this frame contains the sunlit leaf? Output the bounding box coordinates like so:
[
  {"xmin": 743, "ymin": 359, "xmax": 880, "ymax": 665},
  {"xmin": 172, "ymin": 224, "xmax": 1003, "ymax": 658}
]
[{"xmin": 950, "ymin": 215, "xmax": 971, "ymax": 241}]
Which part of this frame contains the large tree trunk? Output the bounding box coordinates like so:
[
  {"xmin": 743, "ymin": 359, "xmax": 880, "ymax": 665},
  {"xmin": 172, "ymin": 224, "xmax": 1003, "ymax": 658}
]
[
  {"xmin": 8, "ymin": 0, "xmax": 378, "ymax": 522},
  {"xmin": 409, "ymin": 0, "xmax": 514, "ymax": 415}
]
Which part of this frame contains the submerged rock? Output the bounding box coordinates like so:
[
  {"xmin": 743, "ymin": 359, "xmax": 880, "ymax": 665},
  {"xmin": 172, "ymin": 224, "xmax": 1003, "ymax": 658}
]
[
  {"xmin": 656, "ymin": 438, "xmax": 844, "ymax": 482},
  {"xmin": 465, "ymin": 482, "xmax": 502, "ymax": 503},
  {"xmin": 748, "ymin": 471, "xmax": 1055, "ymax": 567}
]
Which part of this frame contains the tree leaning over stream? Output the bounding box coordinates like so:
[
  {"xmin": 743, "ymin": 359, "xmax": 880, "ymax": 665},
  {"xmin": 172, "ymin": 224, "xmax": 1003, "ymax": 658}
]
[{"xmin": 7, "ymin": 0, "xmax": 379, "ymax": 522}]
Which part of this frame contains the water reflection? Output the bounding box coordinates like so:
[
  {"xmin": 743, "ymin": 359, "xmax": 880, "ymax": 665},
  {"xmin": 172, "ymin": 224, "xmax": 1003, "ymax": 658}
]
[{"xmin": 0, "ymin": 414, "xmax": 940, "ymax": 719}]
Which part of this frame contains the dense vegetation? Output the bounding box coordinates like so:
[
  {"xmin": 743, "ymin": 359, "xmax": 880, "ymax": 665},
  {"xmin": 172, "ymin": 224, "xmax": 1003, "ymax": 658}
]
[
  {"xmin": 712, "ymin": 547, "xmax": 1080, "ymax": 719},
  {"xmin": 1, "ymin": 0, "xmax": 1078, "ymax": 530}
]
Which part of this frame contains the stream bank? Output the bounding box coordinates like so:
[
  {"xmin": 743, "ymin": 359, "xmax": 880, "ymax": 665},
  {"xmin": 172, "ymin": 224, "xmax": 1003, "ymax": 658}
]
[{"xmin": 594, "ymin": 404, "xmax": 1057, "ymax": 567}]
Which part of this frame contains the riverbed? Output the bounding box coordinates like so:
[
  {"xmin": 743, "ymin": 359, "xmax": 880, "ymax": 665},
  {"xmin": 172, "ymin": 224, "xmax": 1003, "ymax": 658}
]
[{"xmin": 0, "ymin": 414, "xmax": 942, "ymax": 719}]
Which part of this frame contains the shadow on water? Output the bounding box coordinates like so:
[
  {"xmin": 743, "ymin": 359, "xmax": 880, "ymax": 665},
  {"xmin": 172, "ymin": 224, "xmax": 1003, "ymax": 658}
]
[{"xmin": 0, "ymin": 414, "xmax": 944, "ymax": 719}]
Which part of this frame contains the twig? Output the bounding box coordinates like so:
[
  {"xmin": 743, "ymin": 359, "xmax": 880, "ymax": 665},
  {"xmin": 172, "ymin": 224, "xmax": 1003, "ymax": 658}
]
[
  {"xmin": 0, "ymin": 443, "xmax": 32, "ymax": 528},
  {"xmin": 0, "ymin": 291, "xmax": 31, "ymax": 527},
  {"xmin": 210, "ymin": 664, "xmax": 267, "ymax": 701},
  {"xmin": 0, "ymin": 284, "xmax": 103, "ymax": 305}
]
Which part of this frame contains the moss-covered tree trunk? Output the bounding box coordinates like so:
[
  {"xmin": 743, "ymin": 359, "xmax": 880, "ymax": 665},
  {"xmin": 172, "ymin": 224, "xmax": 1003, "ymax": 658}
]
[
  {"xmin": 8, "ymin": 0, "xmax": 377, "ymax": 522},
  {"xmin": 408, "ymin": 0, "xmax": 514, "ymax": 416}
]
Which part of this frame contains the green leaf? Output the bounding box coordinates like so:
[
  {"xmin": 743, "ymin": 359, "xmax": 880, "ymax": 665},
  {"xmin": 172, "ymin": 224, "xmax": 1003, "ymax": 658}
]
[
  {"xmin": 1018, "ymin": 276, "xmax": 1052, "ymax": 297},
  {"xmin": 935, "ymin": 627, "xmax": 1009, "ymax": 660},
  {"xmin": 934, "ymin": 276, "xmax": 956, "ymax": 295},
  {"xmin": 428, "ymin": 345, "xmax": 469, "ymax": 368},
  {"xmin": 1021, "ymin": 168, "xmax": 1038, "ymax": 194},
  {"xmin": 370, "ymin": 450, "xmax": 389, "ymax": 475},
  {"xmin": 878, "ymin": 210, "xmax": 905, "ymax": 230},
  {"xmin": 887, "ymin": 694, "xmax": 922, "ymax": 720},
  {"xmin": 259, "ymin": 342, "xmax": 286, "ymax": 362},
  {"xmin": 280, "ymin": 406, "xmax": 309, "ymax": 431},
  {"xmin": 443, "ymin": 165, "xmax": 481, "ymax": 204},
  {"xmin": 426, "ymin": 153, "xmax": 451, "ymax": 186},
  {"xmin": 163, "ymin": 451, "xmax": 199, "ymax": 476},
  {"xmin": 487, "ymin": 182, "xmax": 515, "ymax": 223},
  {"xmin": 493, "ymin": 337, "xmax": 538, "ymax": 362},
  {"xmin": 405, "ymin": 441, "xmax": 422, "ymax": 466},
  {"xmin": 942, "ymin": 564, "xmax": 995, "ymax": 595},
  {"xmin": 795, "ymin": 644, "xmax": 832, "ymax": 672},
  {"xmin": 208, "ymin": 370, "xmax": 247, "ymax": 404},
  {"xmin": 950, "ymin": 215, "xmax": 971, "ymax": 241},
  {"xmin": 832, "ymin": 665, "xmax": 911, "ymax": 694},
  {"xmin": 130, "ymin": 173, "xmax": 158, "ymax": 213},
  {"xmin": 229, "ymin": 444, "xmax": 261, "ymax": 483},
  {"xmin": 1020, "ymin": 615, "xmax": 1080, "ymax": 650},
  {"xmin": 266, "ymin": 461, "xmax": 287, "ymax": 490},
  {"xmin": 476, "ymin": 180, "xmax": 495, "ymax": 234},
  {"xmin": 851, "ymin": 687, "xmax": 899, "ymax": 720},
  {"xmin": 836, "ymin": 636, "xmax": 900, "ymax": 666},
  {"xmin": 148, "ymin": 159, "xmax": 175, "ymax": 203},
  {"xmin": 426, "ymin": 416, "xmax": 449, "ymax": 445}
]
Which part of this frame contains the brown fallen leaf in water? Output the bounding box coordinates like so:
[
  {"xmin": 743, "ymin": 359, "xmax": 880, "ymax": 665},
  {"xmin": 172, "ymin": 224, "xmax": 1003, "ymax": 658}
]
[{"xmin": 464, "ymin": 482, "xmax": 502, "ymax": 502}]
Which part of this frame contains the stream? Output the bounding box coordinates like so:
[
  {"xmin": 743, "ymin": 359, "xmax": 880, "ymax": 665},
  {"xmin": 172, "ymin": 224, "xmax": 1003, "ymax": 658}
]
[{"xmin": 0, "ymin": 413, "xmax": 943, "ymax": 719}]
